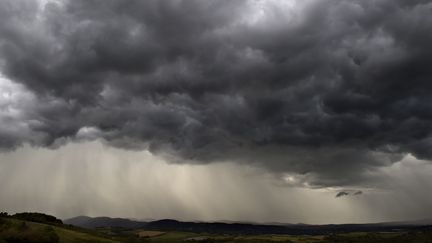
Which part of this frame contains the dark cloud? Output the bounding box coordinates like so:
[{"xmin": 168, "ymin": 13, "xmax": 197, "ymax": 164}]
[
  {"xmin": 1, "ymin": 0, "xmax": 432, "ymax": 187},
  {"xmin": 335, "ymin": 191, "xmax": 349, "ymax": 198},
  {"xmin": 335, "ymin": 190, "xmax": 363, "ymax": 198}
]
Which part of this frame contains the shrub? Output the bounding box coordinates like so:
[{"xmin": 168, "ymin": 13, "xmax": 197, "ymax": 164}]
[{"xmin": 11, "ymin": 213, "xmax": 62, "ymax": 225}]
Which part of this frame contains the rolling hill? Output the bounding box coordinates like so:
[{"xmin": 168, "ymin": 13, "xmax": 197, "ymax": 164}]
[
  {"xmin": 3, "ymin": 212, "xmax": 432, "ymax": 242},
  {"xmin": 0, "ymin": 215, "xmax": 118, "ymax": 243},
  {"xmin": 64, "ymin": 216, "xmax": 432, "ymax": 235}
]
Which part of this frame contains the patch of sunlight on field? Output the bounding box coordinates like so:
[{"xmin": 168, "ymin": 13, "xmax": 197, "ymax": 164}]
[{"xmin": 137, "ymin": 230, "xmax": 165, "ymax": 237}]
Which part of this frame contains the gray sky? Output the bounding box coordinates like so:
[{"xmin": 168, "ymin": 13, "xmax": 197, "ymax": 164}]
[{"xmin": 1, "ymin": 0, "xmax": 432, "ymax": 223}]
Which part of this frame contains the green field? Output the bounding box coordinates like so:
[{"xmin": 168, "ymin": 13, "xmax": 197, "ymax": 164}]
[
  {"xmin": 0, "ymin": 217, "xmax": 118, "ymax": 243},
  {"xmin": 136, "ymin": 231, "xmax": 432, "ymax": 242},
  {"xmin": 2, "ymin": 214, "xmax": 432, "ymax": 243},
  {"xmin": 147, "ymin": 231, "xmax": 324, "ymax": 242}
]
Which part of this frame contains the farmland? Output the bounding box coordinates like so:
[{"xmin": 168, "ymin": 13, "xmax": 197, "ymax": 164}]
[{"xmin": 2, "ymin": 213, "xmax": 432, "ymax": 242}]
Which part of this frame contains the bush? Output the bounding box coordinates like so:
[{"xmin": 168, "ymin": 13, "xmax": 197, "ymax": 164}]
[{"xmin": 11, "ymin": 213, "xmax": 62, "ymax": 225}]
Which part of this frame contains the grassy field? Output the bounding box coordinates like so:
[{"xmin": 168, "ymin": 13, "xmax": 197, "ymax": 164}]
[
  {"xmin": 147, "ymin": 232, "xmax": 325, "ymax": 242},
  {"xmin": 0, "ymin": 217, "xmax": 119, "ymax": 243},
  {"xmin": 54, "ymin": 226, "xmax": 118, "ymax": 243},
  {"xmin": 2, "ymin": 215, "xmax": 432, "ymax": 242},
  {"xmin": 137, "ymin": 231, "xmax": 165, "ymax": 237},
  {"xmin": 134, "ymin": 230, "xmax": 432, "ymax": 243}
]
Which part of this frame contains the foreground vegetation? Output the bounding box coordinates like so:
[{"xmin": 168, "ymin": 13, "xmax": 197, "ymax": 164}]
[
  {"xmin": 0, "ymin": 213, "xmax": 120, "ymax": 243},
  {"xmin": 2, "ymin": 212, "xmax": 432, "ymax": 242}
]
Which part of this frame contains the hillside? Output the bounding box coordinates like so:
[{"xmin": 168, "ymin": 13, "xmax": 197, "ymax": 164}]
[
  {"xmin": 65, "ymin": 216, "xmax": 148, "ymax": 229},
  {"xmin": 65, "ymin": 216, "xmax": 432, "ymax": 235},
  {"xmin": 3, "ymin": 213, "xmax": 432, "ymax": 242},
  {"xmin": 0, "ymin": 215, "xmax": 119, "ymax": 243}
]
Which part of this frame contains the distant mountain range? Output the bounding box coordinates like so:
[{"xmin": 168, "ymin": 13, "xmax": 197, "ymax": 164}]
[
  {"xmin": 64, "ymin": 216, "xmax": 432, "ymax": 235},
  {"xmin": 64, "ymin": 216, "xmax": 147, "ymax": 229}
]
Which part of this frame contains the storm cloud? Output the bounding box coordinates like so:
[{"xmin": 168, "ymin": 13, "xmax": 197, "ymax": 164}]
[
  {"xmin": 1, "ymin": 0, "xmax": 432, "ymax": 187},
  {"xmin": 336, "ymin": 192, "xmax": 349, "ymax": 198}
]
